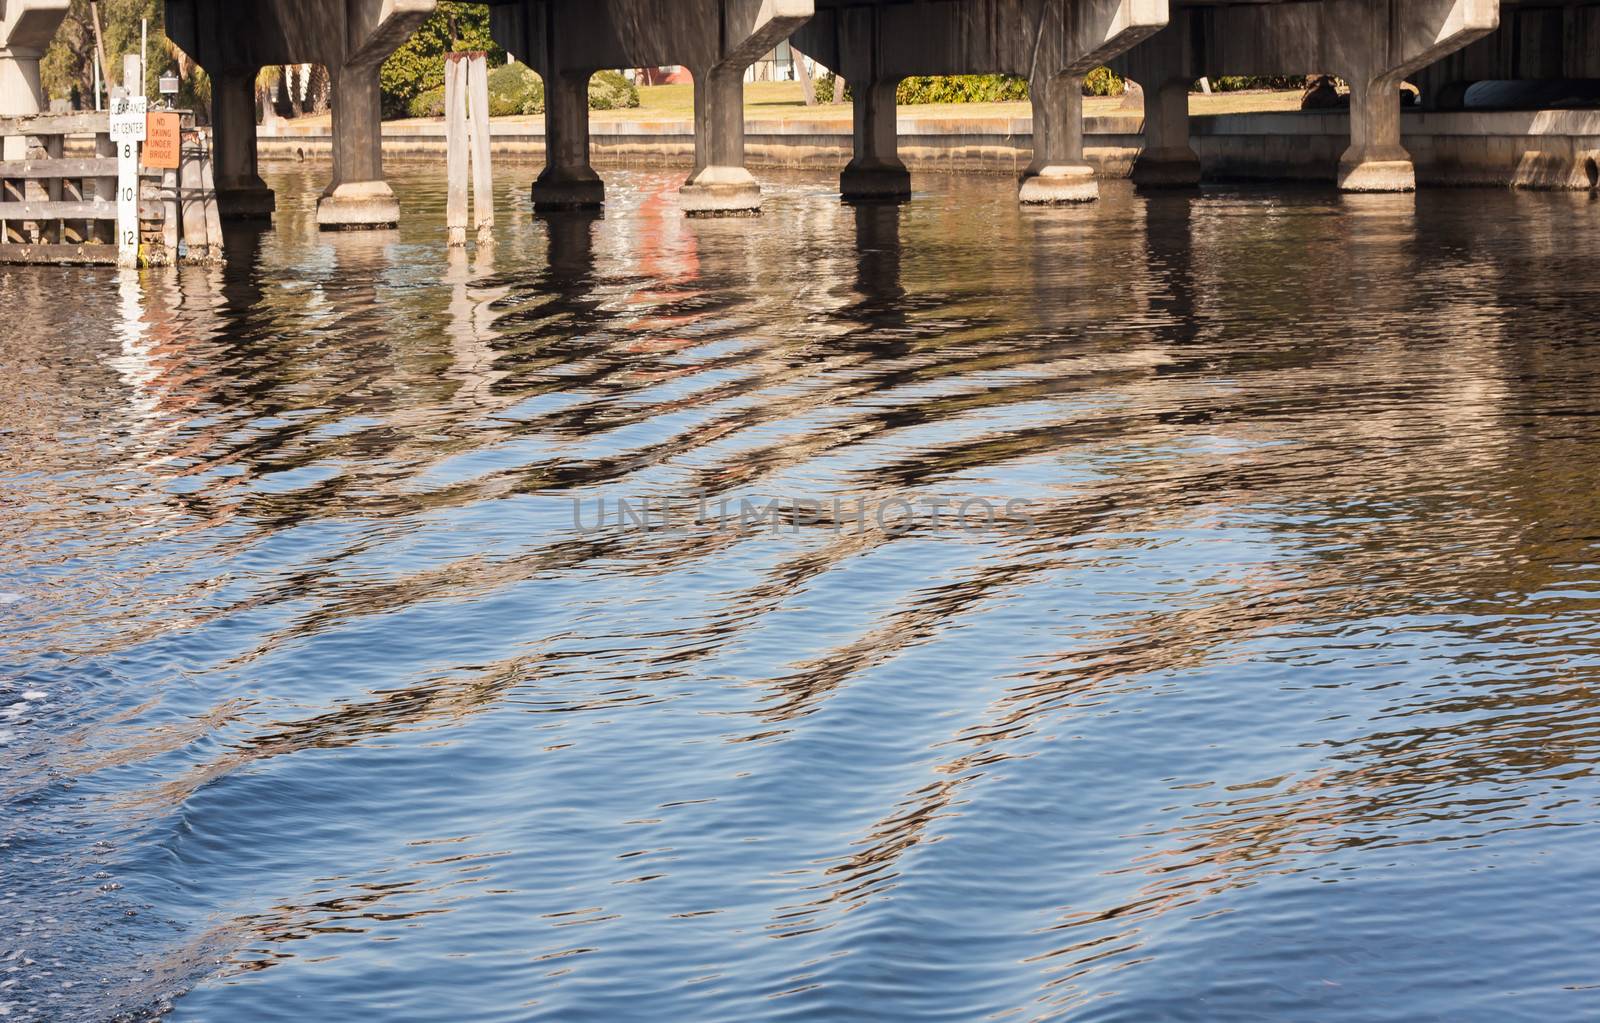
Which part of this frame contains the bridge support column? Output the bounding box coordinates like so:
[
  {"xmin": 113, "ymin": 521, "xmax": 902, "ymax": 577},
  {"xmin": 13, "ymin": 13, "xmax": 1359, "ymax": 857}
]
[
  {"xmin": 840, "ymin": 78, "xmax": 909, "ymax": 202},
  {"xmin": 318, "ymin": 64, "xmax": 398, "ymax": 228},
  {"xmin": 1021, "ymin": 72, "xmax": 1097, "ymax": 203},
  {"xmin": 534, "ymin": 70, "xmax": 603, "ymax": 210},
  {"xmin": 1122, "ymin": 18, "xmax": 1201, "ymax": 188},
  {"xmin": 1332, "ymin": 0, "xmax": 1498, "ymax": 192},
  {"xmin": 0, "ymin": 0, "xmax": 67, "ymax": 143},
  {"xmin": 212, "ymin": 68, "xmax": 275, "ymax": 219},
  {"xmin": 681, "ymin": 65, "xmax": 762, "ymax": 214},
  {"xmin": 1338, "ymin": 73, "xmax": 1414, "ymax": 191},
  {"xmin": 1132, "ymin": 75, "xmax": 1200, "ymax": 187}
]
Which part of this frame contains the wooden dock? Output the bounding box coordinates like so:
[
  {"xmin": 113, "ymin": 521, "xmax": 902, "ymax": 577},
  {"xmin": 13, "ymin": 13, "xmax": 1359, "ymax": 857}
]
[{"xmin": 1, "ymin": 110, "xmax": 224, "ymax": 267}]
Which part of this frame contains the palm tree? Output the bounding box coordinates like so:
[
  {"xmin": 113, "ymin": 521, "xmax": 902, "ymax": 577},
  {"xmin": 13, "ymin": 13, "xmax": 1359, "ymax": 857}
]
[{"xmin": 256, "ymin": 66, "xmax": 279, "ymax": 127}]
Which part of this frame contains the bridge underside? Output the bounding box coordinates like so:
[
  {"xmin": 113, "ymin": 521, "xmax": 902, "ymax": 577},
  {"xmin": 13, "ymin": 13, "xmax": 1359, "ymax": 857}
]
[
  {"xmin": 4, "ymin": 0, "xmax": 1598, "ymax": 229},
  {"xmin": 488, "ymin": 0, "xmax": 815, "ymax": 213}
]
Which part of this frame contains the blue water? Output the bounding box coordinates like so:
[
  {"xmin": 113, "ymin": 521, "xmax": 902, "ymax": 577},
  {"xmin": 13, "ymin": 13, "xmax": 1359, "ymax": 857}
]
[{"xmin": 3, "ymin": 166, "xmax": 1600, "ymax": 1022}]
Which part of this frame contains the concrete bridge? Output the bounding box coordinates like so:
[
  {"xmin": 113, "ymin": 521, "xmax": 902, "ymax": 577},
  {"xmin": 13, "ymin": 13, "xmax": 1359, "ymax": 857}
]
[{"xmin": 1, "ymin": 0, "xmax": 1591, "ymax": 229}]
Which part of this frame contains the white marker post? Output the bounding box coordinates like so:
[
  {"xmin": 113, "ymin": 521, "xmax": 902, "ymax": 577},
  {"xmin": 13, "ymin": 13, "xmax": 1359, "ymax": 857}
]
[{"xmin": 109, "ymin": 95, "xmax": 148, "ymax": 267}]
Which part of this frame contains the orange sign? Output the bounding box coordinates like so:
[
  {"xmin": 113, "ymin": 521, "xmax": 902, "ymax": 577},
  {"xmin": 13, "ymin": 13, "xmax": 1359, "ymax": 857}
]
[{"xmin": 141, "ymin": 112, "xmax": 181, "ymax": 169}]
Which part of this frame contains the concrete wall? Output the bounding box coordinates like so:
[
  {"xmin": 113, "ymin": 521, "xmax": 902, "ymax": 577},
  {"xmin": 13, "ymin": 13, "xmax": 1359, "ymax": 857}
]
[{"xmin": 258, "ymin": 108, "xmax": 1600, "ymax": 190}]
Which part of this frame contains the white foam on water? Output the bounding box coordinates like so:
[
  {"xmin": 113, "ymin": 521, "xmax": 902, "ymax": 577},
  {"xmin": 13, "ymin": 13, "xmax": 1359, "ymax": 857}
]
[{"xmin": 20, "ymin": 691, "xmax": 46, "ymax": 702}]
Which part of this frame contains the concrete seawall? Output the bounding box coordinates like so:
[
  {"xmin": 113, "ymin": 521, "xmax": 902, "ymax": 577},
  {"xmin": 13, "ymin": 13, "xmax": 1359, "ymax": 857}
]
[{"xmin": 258, "ymin": 109, "xmax": 1600, "ymax": 191}]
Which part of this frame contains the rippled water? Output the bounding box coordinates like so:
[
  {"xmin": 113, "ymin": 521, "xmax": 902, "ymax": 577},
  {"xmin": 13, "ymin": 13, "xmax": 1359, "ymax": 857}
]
[{"xmin": 4, "ymin": 164, "xmax": 1600, "ymax": 1022}]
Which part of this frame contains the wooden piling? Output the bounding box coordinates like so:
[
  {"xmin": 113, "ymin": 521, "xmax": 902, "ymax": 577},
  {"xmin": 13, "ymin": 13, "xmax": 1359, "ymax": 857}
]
[
  {"xmin": 467, "ymin": 54, "xmax": 494, "ymax": 246},
  {"xmin": 179, "ymin": 135, "xmax": 209, "ymax": 256},
  {"xmin": 198, "ymin": 133, "xmax": 223, "ymax": 260},
  {"xmin": 445, "ymin": 51, "xmax": 493, "ymax": 248},
  {"xmin": 445, "ymin": 53, "xmax": 468, "ymax": 247}
]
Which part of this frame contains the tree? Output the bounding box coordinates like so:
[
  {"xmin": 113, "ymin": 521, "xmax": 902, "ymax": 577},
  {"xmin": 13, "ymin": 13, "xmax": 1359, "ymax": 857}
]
[
  {"xmin": 41, "ymin": 0, "xmax": 199, "ymax": 108},
  {"xmin": 380, "ymin": 1, "xmax": 504, "ymax": 119}
]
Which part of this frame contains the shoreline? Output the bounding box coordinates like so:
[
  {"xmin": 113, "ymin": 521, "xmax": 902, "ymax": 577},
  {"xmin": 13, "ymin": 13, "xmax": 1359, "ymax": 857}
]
[{"xmin": 257, "ymin": 108, "xmax": 1600, "ymax": 190}]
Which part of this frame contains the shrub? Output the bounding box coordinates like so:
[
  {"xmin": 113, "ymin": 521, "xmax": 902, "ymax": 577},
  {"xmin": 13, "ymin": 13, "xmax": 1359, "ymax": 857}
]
[
  {"xmin": 588, "ymin": 69, "xmax": 640, "ymax": 110},
  {"xmin": 409, "ymin": 85, "xmax": 446, "ymax": 119},
  {"xmin": 1083, "ymin": 67, "xmax": 1125, "ymax": 97},
  {"xmin": 410, "ymin": 67, "xmax": 637, "ymax": 118},
  {"xmin": 486, "ymin": 63, "xmax": 544, "ymax": 115},
  {"xmin": 1210, "ymin": 75, "xmax": 1308, "ymax": 92},
  {"xmin": 815, "ymin": 71, "xmax": 845, "ymax": 104},
  {"xmin": 816, "ymin": 69, "xmax": 1123, "ymax": 105},
  {"xmin": 898, "ymin": 74, "xmax": 1029, "ymax": 104}
]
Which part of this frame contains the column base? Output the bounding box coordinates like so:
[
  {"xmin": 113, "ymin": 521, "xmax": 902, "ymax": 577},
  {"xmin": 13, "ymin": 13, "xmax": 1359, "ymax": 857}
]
[
  {"xmin": 680, "ymin": 168, "xmax": 762, "ymax": 216},
  {"xmin": 1132, "ymin": 149, "xmax": 1202, "ymax": 189},
  {"xmin": 1019, "ymin": 165, "xmax": 1098, "ymax": 204},
  {"xmin": 316, "ymin": 181, "xmax": 400, "ymax": 230},
  {"xmin": 533, "ymin": 173, "xmax": 605, "ymax": 212},
  {"xmin": 841, "ymin": 161, "xmax": 911, "ymax": 202},
  {"xmin": 217, "ymin": 184, "xmax": 276, "ymax": 221},
  {"xmin": 1338, "ymin": 158, "xmax": 1416, "ymax": 193}
]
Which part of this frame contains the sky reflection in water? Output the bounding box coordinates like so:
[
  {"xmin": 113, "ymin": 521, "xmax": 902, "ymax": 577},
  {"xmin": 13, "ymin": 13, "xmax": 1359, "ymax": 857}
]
[{"xmin": 2, "ymin": 166, "xmax": 1599, "ymax": 1022}]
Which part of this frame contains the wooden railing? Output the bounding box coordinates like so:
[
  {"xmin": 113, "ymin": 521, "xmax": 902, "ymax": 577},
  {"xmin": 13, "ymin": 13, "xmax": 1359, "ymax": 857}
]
[{"xmin": 0, "ymin": 110, "xmax": 223, "ymax": 266}]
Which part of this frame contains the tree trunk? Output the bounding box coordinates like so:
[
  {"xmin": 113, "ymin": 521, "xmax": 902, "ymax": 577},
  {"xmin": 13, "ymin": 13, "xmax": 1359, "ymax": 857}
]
[{"xmin": 793, "ymin": 46, "xmax": 817, "ymax": 107}]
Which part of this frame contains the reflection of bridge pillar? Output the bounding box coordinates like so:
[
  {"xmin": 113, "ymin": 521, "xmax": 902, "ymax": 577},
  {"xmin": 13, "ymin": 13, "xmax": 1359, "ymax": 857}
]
[
  {"xmin": 850, "ymin": 201, "xmax": 905, "ymax": 318},
  {"xmin": 0, "ymin": 0, "xmax": 68, "ymax": 124},
  {"xmin": 211, "ymin": 68, "xmax": 276, "ymax": 219},
  {"xmin": 796, "ymin": 0, "xmax": 1168, "ymax": 206}
]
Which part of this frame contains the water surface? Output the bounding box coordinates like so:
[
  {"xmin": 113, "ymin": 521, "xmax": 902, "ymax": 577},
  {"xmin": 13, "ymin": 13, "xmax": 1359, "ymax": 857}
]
[{"xmin": 3, "ymin": 165, "xmax": 1600, "ymax": 1022}]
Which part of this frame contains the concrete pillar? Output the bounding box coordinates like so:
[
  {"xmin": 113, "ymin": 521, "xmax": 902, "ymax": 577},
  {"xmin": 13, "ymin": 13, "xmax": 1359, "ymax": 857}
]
[
  {"xmin": 0, "ymin": 0, "xmax": 68, "ymax": 125},
  {"xmin": 164, "ymin": 0, "xmax": 434, "ymax": 228},
  {"xmin": 533, "ymin": 70, "xmax": 603, "ymax": 211},
  {"xmin": 1021, "ymin": 72, "xmax": 1096, "ymax": 204},
  {"xmin": 799, "ymin": 0, "xmax": 1166, "ymax": 207},
  {"xmin": 491, "ymin": 0, "xmax": 811, "ymax": 215},
  {"xmin": 1338, "ymin": 73, "xmax": 1414, "ymax": 192},
  {"xmin": 211, "ymin": 68, "xmax": 275, "ymax": 219},
  {"xmin": 840, "ymin": 77, "xmax": 910, "ymax": 202},
  {"xmin": 1132, "ymin": 76, "xmax": 1200, "ymax": 188},
  {"xmin": 1331, "ymin": 0, "xmax": 1498, "ymax": 192},
  {"xmin": 681, "ymin": 65, "xmax": 761, "ymax": 214},
  {"xmin": 318, "ymin": 63, "xmax": 398, "ymax": 228}
]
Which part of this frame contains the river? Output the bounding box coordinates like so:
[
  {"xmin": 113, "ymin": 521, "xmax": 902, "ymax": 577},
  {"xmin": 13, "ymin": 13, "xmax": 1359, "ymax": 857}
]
[{"xmin": 3, "ymin": 165, "xmax": 1599, "ymax": 1021}]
